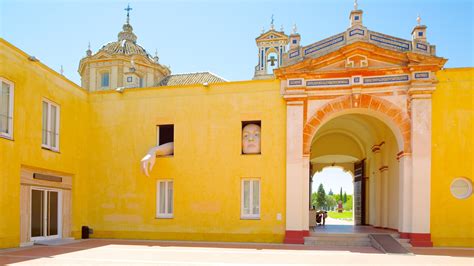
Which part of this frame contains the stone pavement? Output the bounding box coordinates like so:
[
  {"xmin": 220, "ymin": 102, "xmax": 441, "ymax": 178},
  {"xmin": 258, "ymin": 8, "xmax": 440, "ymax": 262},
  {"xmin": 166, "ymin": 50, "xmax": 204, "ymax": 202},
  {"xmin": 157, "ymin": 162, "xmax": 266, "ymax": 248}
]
[
  {"xmin": 324, "ymin": 217, "xmax": 354, "ymax": 225},
  {"xmin": 0, "ymin": 239, "xmax": 472, "ymax": 265}
]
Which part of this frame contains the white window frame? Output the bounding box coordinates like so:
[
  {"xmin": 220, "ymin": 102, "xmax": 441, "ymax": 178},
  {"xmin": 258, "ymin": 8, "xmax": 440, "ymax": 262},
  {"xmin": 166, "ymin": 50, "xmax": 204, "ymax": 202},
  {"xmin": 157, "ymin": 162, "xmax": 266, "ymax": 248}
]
[
  {"xmin": 241, "ymin": 178, "xmax": 260, "ymax": 219},
  {"xmin": 0, "ymin": 77, "xmax": 14, "ymax": 139},
  {"xmin": 42, "ymin": 99, "xmax": 60, "ymax": 151},
  {"xmin": 156, "ymin": 180, "xmax": 173, "ymax": 218}
]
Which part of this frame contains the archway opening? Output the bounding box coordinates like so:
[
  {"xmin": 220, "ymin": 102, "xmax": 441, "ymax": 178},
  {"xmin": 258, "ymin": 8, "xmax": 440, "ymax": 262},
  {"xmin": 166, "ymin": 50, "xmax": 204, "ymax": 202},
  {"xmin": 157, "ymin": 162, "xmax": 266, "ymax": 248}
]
[
  {"xmin": 266, "ymin": 50, "xmax": 279, "ymax": 74},
  {"xmin": 309, "ymin": 112, "xmax": 401, "ymax": 233}
]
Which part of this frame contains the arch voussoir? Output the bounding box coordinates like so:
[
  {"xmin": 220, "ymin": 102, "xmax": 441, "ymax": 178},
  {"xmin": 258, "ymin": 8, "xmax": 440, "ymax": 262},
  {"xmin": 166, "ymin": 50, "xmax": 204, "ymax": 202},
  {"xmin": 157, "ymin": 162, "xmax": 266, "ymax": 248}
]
[{"xmin": 303, "ymin": 94, "xmax": 412, "ymax": 154}]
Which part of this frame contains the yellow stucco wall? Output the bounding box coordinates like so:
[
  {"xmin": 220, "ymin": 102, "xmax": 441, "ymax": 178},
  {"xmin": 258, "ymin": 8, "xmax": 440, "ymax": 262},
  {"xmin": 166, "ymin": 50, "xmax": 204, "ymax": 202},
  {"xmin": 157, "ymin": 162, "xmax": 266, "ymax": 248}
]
[
  {"xmin": 0, "ymin": 39, "xmax": 90, "ymax": 248},
  {"xmin": 84, "ymin": 80, "xmax": 286, "ymax": 242},
  {"xmin": 432, "ymin": 68, "xmax": 474, "ymax": 247},
  {"xmin": 0, "ymin": 39, "xmax": 286, "ymax": 248},
  {"xmin": 1, "ymin": 37, "xmax": 473, "ymax": 248}
]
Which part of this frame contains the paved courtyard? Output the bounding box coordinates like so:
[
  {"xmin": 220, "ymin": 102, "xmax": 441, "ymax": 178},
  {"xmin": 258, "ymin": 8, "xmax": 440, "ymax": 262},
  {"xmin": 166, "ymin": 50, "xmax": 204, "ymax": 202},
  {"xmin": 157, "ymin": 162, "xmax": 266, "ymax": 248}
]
[{"xmin": 0, "ymin": 239, "xmax": 473, "ymax": 265}]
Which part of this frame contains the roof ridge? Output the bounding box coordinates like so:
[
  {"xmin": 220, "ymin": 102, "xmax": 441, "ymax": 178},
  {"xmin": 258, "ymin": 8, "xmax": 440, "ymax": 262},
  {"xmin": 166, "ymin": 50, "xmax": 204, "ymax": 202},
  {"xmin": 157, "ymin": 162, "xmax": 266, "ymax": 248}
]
[
  {"xmin": 169, "ymin": 71, "xmax": 213, "ymax": 76},
  {"xmin": 168, "ymin": 71, "xmax": 228, "ymax": 82},
  {"xmin": 206, "ymin": 71, "xmax": 228, "ymax": 82}
]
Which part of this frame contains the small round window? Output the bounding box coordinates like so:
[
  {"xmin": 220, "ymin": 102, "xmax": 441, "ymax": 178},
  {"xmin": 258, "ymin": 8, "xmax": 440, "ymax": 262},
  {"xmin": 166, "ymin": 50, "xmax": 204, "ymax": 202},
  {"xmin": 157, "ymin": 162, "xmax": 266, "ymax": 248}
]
[{"xmin": 450, "ymin": 177, "xmax": 472, "ymax": 199}]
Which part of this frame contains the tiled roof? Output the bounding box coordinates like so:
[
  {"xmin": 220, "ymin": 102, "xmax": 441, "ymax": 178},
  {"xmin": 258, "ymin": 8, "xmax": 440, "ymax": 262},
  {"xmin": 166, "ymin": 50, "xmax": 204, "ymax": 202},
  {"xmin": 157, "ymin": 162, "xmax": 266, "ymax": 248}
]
[{"xmin": 159, "ymin": 72, "xmax": 227, "ymax": 86}]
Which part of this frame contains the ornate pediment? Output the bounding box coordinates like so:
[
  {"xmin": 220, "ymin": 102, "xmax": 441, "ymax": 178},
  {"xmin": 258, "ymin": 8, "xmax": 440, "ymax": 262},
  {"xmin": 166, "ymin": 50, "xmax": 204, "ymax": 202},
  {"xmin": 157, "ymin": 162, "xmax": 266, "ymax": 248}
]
[
  {"xmin": 256, "ymin": 30, "xmax": 288, "ymax": 42},
  {"xmin": 274, "ymin": 41, "xmax": 446, "ymax": 79}
]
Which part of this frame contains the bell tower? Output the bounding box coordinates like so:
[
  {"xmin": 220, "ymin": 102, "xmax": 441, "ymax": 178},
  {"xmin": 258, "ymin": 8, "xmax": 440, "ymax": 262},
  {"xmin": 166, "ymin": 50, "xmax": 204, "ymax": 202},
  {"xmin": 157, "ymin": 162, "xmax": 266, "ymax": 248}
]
[{"xmin": 253, "ymin": 16, "xmax": 289, "ymax": 80}]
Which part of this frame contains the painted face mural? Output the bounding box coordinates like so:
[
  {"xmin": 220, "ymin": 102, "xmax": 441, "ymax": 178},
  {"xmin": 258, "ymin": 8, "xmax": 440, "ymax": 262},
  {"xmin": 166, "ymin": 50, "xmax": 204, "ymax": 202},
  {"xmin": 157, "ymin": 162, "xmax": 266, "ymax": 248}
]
[{"xmin": 242, "ymin": 124, "xmax": 261, "ymax": 154}]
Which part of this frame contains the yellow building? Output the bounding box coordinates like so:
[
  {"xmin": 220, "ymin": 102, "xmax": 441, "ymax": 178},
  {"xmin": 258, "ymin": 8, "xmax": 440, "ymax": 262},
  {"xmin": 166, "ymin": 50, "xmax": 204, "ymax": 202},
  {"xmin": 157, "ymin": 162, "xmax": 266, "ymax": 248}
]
[{"xmin": 0, "ymin": 5, "xmax": 472, "ymax": 250}]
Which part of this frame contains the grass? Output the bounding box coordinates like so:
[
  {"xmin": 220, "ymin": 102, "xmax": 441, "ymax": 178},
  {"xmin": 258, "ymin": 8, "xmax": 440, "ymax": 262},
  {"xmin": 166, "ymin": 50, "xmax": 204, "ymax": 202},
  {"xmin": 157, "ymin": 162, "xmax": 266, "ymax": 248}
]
[{"xmin": 328, "ymin": 211, "xmax": 353, "ymax": 220}]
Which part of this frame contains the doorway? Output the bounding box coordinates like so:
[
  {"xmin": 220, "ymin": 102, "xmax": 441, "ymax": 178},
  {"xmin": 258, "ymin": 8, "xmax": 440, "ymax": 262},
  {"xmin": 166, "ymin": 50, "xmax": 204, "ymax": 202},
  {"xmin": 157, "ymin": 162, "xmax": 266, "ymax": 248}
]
[
  {"xmin": 311, "ymin": 166, "xmax": 355, "ymax": 227},
  {"xmin": 30, "ymin": 188, "xmax": 62, "ymax": 241}
]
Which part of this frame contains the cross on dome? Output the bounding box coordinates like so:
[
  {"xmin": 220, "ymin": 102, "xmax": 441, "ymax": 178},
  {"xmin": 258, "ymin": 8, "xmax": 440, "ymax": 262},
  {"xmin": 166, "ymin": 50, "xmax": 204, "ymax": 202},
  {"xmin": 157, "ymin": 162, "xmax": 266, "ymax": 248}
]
[
  {"xmin": 124, "ymin": 4, "xmax": 133, "ymax": 24},
  {"xmin": 354, "ymin": 0, "xmax": 358, "ymax": 10},
  {"xmin": 417, "ymin": 14, "xmax": 421, "ymax": 25},
  {"xmin": 117, "ymin": 4, "xmax": 137, "ymax": 43}
]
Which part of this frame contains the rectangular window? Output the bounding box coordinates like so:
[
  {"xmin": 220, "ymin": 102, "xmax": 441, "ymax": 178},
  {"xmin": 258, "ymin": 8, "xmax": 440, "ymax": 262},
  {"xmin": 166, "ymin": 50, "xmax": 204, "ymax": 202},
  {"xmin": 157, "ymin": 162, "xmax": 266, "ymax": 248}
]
[
  {"xmin": 418, "ymin": 31, "xmax": 423, "ymax": 37},
  {"xmin": 42, "ymin": 99, "xmax": 60, "ymax": 151},
  {"xmin": 139, "ymin": 77, "xmax": 144, "ymax": 88},
  {"xmin": 0, "ymin": 78, "xmax": 14, "ymax": 138},
  {"xmin": 101, "ymin": 72, "xmax": 110, "ymax": 87},
  {"xmin": 241, "ymin": 179, "xmax": 260, "ymax": 219},
  {"xmin": 354, "ymin": 15, "xmax": 360, "ymax": 21},
  {"xmin": 157, "ymin": 124, "xmax": 174, "ymax": 145},
  {"xmin": 127, "ymin": 76, "xmax": 132, "ymax": 82},
  {"xmin": 241, "ymin": 120, "xmax": 261, "ymax": 155},
  {"xmin": 156, "ymin": 180, "xmax": 173, "ymax": 218}
]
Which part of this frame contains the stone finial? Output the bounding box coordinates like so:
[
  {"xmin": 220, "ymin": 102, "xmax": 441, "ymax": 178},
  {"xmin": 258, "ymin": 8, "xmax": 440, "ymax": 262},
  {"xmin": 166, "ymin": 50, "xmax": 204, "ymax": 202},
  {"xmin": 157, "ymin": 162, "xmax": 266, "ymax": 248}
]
[
  {"xmin": 86, "ymin": 42, "xmax": 92, "ymax": 56},
  {"xmin": 154, "ymin": 49, "xmax": 159, "ymax": 63},
  {"xmin": 270, "ymin": 14, "xmax": 275, "ymax": 30},
  {"xmin": 261, "ymin": 27, "xmax": 265, "ymax": 34},
  {"xmin": 292, "ymin": 24, "xmax": 298, "ymax": 34},
  {"xmin": 412, "ymin": 13, "xmax": 427, "ymax": 42},
  {"xmin": 354, "ymin": 0, "xmax": 358, "ymax": 10},
  {"xmin": 280, "ymin": 25, "xmax": 284, "ymax": 32},
  {"xmin": 60, "ymin": 65, "xmax": 64, "ymax": 75}
]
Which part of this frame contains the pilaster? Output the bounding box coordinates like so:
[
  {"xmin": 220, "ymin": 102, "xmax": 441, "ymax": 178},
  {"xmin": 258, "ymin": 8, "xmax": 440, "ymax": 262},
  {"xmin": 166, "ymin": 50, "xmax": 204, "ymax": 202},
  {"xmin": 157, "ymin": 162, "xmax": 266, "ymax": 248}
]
[
  {"xmin": 397, "ymin": 152, "xmax": 412, "ymax": 236},
  {"xmin": 380, "ymin": 165, "xmax": 389, "ymax": 228},
  {"xmin": 371, "ymin": 144, "xmax": 382, "ymax": 227},
  {"xmin": 284, "ymin": 100, "xmax": 309, "ymax": 244},
  {"xmin": 407, "ymin": 88, "xmax": 433, "ymax": 246}
]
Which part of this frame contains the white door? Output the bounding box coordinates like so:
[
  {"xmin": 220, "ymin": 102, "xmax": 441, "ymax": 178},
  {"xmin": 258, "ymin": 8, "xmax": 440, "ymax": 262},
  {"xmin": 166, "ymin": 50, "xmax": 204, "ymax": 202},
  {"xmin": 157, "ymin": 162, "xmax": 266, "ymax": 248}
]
[{"xmin": 31, "ymin": 188, "xmax": 62, "ymax": 241}]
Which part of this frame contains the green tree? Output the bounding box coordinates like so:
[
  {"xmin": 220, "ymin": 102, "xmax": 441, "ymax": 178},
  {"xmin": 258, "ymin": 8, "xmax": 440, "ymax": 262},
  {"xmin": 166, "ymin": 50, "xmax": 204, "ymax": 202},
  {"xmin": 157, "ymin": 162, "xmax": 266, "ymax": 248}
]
[
  {"xmin": 343, "ymin": 195, "xmax": 353, "ymax": 211},
  {"xmin": 316, "ymin": 184, "xmax": 326, "ymax": 210},
  {"xmin": 343, "ymin": 192, "xmax": 347, "ymax": 203},
  {"xmin": 328, "ymin": 189, "xmax": 333, "ymax": 196},
  {"xmin": 339, "ymin": 187, "xmax": 343, "ymax": 202},
  {"xmin": 311, "ymin": 192, "xmax": 318, "ymax": 208},
  {"xmin": 325, "ymin": 195, "xmax": 337, "ymax": 210}
]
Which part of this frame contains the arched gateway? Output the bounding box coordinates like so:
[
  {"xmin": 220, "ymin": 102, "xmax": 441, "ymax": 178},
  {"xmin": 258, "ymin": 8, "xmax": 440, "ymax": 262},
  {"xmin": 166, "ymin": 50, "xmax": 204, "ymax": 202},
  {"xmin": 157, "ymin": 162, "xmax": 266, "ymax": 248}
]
[{"xmin": 273, "ymin": 7, "xmax": 446, "ymax": 247}]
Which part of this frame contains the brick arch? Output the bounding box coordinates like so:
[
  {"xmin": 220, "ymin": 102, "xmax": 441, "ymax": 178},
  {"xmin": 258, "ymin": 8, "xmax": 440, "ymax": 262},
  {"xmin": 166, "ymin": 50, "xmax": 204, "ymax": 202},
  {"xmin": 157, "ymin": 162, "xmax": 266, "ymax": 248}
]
[{"xmin": 303, "ymin": 94, "xmax": 411, "ymax": 154}]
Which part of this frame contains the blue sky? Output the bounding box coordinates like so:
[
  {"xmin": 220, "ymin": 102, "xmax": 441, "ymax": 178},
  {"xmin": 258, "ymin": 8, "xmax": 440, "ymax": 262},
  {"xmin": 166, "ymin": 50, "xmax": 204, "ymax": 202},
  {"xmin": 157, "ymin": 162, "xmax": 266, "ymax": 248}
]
[
  {"xmin": 1, "ymin": 0, "xmax": 473, "ymax": 85},
  {"xmin": 313, "ymin": 167, "xmax": 354, "ymax": 196}
]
